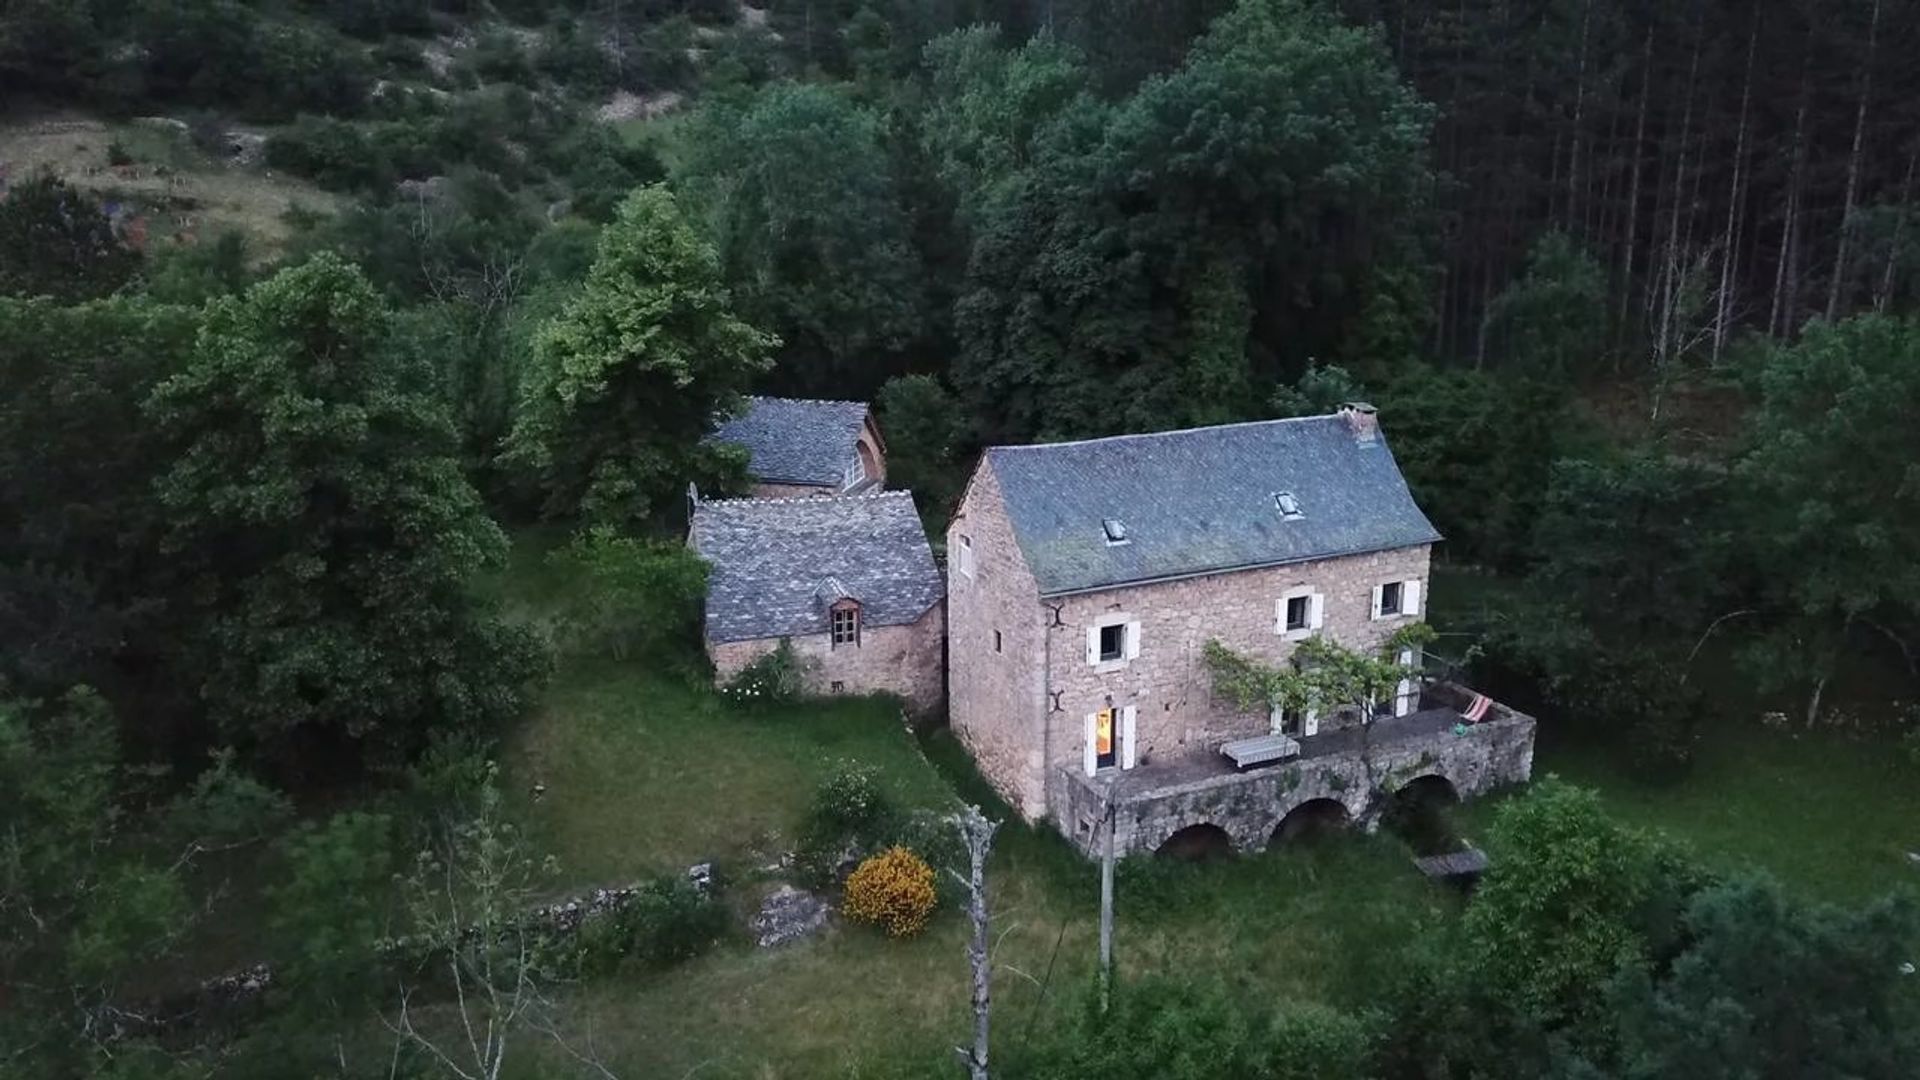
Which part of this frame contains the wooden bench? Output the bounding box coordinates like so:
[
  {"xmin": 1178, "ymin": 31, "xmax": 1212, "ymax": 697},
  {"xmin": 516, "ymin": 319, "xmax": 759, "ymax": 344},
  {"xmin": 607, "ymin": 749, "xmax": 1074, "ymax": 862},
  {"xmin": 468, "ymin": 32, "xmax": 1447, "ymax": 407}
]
[{"xmin": 1219, "ymin": 733, "xmax": 1301, "ymax": 769}]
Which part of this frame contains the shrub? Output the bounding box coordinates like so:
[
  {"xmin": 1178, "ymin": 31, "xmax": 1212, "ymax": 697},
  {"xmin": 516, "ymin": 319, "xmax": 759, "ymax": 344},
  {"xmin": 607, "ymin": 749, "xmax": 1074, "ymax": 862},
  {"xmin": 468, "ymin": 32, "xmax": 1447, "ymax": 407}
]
[
  {"xmin": 843, "ymin": 846, "xmax": 937, "ymax": 937},
  {"xmin": 794, "ymin": 760, "xmax": 898, "ymax": 885},
  {"xmin": 721, "ymin": 638, "xmax": 813, "ymax": 706},
  {"xmin": 264, "ymin": 116, "xmax": 390, "ymax": 191},
  {"xmin": 575, "ymin": 874, "xmax": 729, "ymax": 975}
]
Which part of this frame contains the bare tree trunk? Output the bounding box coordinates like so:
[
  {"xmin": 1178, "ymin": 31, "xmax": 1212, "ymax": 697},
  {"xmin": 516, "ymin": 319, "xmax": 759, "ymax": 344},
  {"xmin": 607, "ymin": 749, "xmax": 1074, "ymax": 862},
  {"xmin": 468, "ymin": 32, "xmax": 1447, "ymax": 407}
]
[
  {"xmin": 951, "ymin": 806, "xmax": 999, "ymax": 1080},
  {"xmin": 1566, "ymin": 0, "xmax": 1594, "ymax": 234},
  {"xmin": 1655, "ymin": 32, "xmax": 1702, "ymax": 372},
  {"xmin": 1618, "ymin": 28, "xmax": 1654, "ymax": 349},
  {"xmin": 1876, "ymin": 145, "xmax": 1918, "ymax": 311},
  {"xmin": 1771, "ymin": 63, "xmax": 1812, "ymax": 337},
  {"xmin": 1827, "ymin": 0, "xmax": 1881, "ymax": 321},
  {"xmin": 1714, "ymin": 15, "xmax": 1759, "ymax": 363}
]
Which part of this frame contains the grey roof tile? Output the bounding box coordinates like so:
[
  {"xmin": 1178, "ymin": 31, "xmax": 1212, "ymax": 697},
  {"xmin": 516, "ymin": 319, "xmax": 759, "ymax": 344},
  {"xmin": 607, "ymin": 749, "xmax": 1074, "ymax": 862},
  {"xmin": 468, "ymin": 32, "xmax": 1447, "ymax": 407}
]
[
  {"xmin": 986, "ymin": 414, "xmax": 1441, "ymax": 596},
  {"xmin": 710, "ymin": 396, "xmax": 870, "ymax": 487},
  {"xmin": 691, "ymin": 491, "xmax": 943, "ymax": 643}
]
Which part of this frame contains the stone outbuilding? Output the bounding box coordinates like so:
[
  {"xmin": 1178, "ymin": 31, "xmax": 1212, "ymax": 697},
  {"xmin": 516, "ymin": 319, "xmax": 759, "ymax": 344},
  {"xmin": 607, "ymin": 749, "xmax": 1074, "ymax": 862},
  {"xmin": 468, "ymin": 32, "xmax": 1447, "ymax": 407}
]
[
  {"xmin": 945, "ymin": 406, "xmax": 1535, "ymax": 856},
  {"xmin": 692, "ymin": 490, "xmax": 945, "ymax": 712},
  {"xmin": 711, "ymin": 396, "xmax": 887, "ymax": 498}
]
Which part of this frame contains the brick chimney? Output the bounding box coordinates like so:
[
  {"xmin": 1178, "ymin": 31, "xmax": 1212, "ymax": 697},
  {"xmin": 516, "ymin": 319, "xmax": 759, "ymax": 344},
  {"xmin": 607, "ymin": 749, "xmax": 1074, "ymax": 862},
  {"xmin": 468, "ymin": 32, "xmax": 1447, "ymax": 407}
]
[{"xmin": 1339, "ymin": 401, "xmax": 1379, "ymax": 444}]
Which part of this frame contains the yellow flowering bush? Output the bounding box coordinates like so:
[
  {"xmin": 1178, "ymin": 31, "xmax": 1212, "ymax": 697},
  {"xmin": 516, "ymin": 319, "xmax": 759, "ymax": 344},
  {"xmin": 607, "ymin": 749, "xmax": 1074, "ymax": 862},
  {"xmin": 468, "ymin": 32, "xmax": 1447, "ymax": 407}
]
[{"xmin": 842, "ymin": 846, "xmax": 938, "ymax": 938}]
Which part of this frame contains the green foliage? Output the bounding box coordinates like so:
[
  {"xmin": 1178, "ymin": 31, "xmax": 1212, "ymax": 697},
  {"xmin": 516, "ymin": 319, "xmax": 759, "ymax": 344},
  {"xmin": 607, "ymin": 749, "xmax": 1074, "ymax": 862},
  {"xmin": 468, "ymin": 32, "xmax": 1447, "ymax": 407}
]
[
  {"xmin": 0, "ymin": 296, "xmax": 197, "ymax": 695},
  {"xmin": 794, "ymin": 758, "xmax": 898, "ymax": 884},
  {"xmin": 1462, "ymin": 778, "xmax": 1673, "ymax": 1033},
  {"xmin": 267, "ymin": 810, "xmax": 397, "ymax": 1018},
  {"xmin": 546, "ymin": 526, "xmax": 710, "ymax": 662},
  {"xmin": 0, "ymin": 687, "xmax": 191, "ymax": 1071},
  {"xmin": 1487, "ymin": 231, "xmax": 1610, "ymax": 379},
  {"xmin": 147, "ymin": 253, "xmax": 547, "ymax": 772},
  {"xmin": 1532, "ymin": 452, "xmax": 1739, "ymax": 639},
  {"xmin": 1203, "ymin": 625, "xmax": 1435, "ymax": 721},
  {"xmin": 506, "ymin": 186, "xmax": 775, "ymax": 530},
  {"xmin": 1596, "ymin": 874, "xmax": 1920, "ymax": 1079},
  {"xmin": 141, "ymin": 231, "xmax": 255, "ymax": 305},
  {"xmin": 0, "ymin": 176, "xmax": 140, "ymax": 303},
  {"xmin": 1270, "ymin": 363, "xmax": 1366, "ymax": 419},
  {"xmin": 1379, "ymin": 368, "xmax": 1581, "ymax": 568},
  {"xmin": 578, "ymin": 874, "xmax": 729, "ymax": 974},
  {"xmin": 938, "ymin": 1, "xmax": 1433, "ymax": 441},
  {"xmin": 875, "ymin": 373, "xmax": 967, "ymax": 513},
  {"xmin": 1020, "ymin": 977, "xmax": 1375, "ymax": 1080},
  {"xmin": 163, "ymin": 747, "xmax": 293, "ymax": 850},
  {"xmin": 722, "ymin": 638, "xmax": 816, "ymax": 708},
  {"xmin": 677, "ymin": 81, "xmax": 927, "ymax": 396},
  {"xmin": 1736, "ymin": 315, "xmax": 1920, "ymax": 710}
]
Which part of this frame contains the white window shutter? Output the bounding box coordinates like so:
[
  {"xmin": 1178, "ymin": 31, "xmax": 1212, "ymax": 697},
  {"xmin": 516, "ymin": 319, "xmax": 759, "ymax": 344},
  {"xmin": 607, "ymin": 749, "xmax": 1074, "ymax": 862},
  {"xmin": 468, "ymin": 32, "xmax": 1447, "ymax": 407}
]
[
  {"xmin": 1303, "ymin": 708, "xmax": 1319, "ymax": 737},
  {"xmin": 1370, "ymin": 585, "xmax": 1385, "ymax": 621},
  {"xmin": 1403, "ymin": 579, "xmax": 1422, "ymax": 617},
  {"xmin": 1269, "ymin": 705, "xmax": 1284, "ymax": 734},
  {"xmin": 1121, "ymin": 706, "xmax": 1137, "ymax": 769},
  {"xmin": 1083, "ymin": 714, "xmax": 1098, "ymax": 776},
  {"xmin": 1124, "ymin": 621, "xmax": 1142, "ymax": 660},
  {"xmin": 1274, "ymin": 599, "xmax": 1286, "ymax": 635},
  {"xmin": 1086, "ymin": 625, "xmax": 1100, "ymax": 665},
  {"xmin": 1309, "ymin": 592, "xmax": 1325, "ymax": 630}
]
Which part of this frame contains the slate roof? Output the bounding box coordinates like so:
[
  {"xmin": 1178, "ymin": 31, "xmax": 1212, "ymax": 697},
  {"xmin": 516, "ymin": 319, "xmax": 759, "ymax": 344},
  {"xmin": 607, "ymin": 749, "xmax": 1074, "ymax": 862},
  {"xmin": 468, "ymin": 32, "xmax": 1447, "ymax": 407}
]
[
  {"xmin": 710, "ymin": 397, "xmax": 872, "ymax": 487},
  {"xmin": 691, "ymin": 491, "xmax": 944, "ymax": 644},
  {"xmin": 985, "ymin": 414, "xmax": 1442, "ymax": 596}
]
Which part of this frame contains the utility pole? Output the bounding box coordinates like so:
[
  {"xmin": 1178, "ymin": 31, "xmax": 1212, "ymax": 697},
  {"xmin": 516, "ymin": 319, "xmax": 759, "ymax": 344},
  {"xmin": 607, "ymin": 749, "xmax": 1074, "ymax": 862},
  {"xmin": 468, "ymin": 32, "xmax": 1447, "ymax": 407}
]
[{"xmin": 1098, "ymin": 793, "xmax": 1117, "ymax": 1012}]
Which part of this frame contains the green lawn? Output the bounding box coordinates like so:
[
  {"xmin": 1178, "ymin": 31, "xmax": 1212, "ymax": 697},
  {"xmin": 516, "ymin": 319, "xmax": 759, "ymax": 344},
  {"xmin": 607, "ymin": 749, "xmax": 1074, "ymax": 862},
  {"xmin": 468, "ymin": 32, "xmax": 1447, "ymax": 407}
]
[{"xmin": 1477, "ymin": 720, "xmax": 1920, "ymax": 903}]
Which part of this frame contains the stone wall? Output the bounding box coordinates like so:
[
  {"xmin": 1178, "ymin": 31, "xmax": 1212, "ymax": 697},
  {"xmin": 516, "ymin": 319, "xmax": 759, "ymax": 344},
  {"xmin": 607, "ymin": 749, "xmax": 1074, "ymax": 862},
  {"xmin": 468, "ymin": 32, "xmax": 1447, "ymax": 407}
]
[
  {"xmin": 945, "ymin": 463, "xmax": 1050, "ymax": 819},
  {"xmin": 709, "ymin": 601, "xmax": 946, "ymax": 714},
  {"xmin": 1047, "ymin": 699, "xmax": 1536, "ymax": 858},
  {"xmin": 1044, "ymin": 544, "xmax": 1431, "ymax": 783}
]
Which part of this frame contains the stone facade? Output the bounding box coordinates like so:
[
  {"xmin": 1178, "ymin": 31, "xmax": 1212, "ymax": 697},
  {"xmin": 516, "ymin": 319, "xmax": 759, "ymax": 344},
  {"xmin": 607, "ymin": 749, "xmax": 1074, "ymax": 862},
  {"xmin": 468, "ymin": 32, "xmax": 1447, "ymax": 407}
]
[
  {"xmin": 709, "ymin": 601, "xmax": 946, "ymax": 714},
  {"xmin": 946, "ymin": 465, "xmax": 1051, "ymax": 818},
  {"xmin": 948, "ymin": 454, "xmax": 1436, "ymax": 822},
  {"xmin": 1047, "ymin": 690, "xmax": 1536, "ymax": 857}
]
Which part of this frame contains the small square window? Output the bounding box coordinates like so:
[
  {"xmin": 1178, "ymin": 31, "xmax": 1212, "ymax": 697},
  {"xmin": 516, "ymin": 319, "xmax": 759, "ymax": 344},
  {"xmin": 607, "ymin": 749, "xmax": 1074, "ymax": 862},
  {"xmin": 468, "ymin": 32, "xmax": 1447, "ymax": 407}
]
[
  {"xmin": 831, "ymin": 606, "xmax": 860, "ymax": 646},
  {"xmin": 1098, "ymin": 623, "xmax": 1126, "ymax": 662},
  {"xmin": 993, "ymin": 629, "xmax": 1003, "ymax": 653},
  {"xmin": 1379, "ymin": 581, "xmax": 1404, "ymax": 616},
  {"xmin": 1284, "ymin": 595, "xmax": 1311, "ymax": 632}
]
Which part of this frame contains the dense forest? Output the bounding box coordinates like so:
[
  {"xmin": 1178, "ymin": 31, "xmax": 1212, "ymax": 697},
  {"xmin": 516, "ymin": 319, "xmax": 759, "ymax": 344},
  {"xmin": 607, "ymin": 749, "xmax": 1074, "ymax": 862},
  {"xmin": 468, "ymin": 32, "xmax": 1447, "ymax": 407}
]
[{"xmin": 3, "ymin": 0, "xmax": 1918, "ymax": 1077}]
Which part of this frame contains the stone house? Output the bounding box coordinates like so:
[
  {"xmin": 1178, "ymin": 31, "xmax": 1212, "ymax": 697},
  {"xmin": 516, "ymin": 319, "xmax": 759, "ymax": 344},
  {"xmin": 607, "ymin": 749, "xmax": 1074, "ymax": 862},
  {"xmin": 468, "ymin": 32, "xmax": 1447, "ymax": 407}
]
[
  {"xmin": 711, "ymin": 396, "xmax": 886, "ymax": 498},
  {"xmin": 946, "ymin": 406, "xmax": 1535, "ymax": 856},
  {"xmin": 691, "ymin": 490, "xmax": 945, "ymax": 712}
]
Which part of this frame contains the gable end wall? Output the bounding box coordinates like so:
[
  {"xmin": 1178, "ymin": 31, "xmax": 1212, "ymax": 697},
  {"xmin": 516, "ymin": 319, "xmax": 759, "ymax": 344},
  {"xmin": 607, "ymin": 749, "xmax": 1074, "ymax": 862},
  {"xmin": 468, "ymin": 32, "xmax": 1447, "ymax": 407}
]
[{"xmin": 946, "ymin": 462, "xmax": 1049, "ymax": 820}]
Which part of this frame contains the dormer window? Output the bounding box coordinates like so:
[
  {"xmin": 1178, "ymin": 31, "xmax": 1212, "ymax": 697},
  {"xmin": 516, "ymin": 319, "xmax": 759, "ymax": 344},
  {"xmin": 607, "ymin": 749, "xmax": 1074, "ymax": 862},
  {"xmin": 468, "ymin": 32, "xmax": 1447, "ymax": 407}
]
[
  {"xmin": 1102, "ymin": 518, "xmax": 1130, "ymax": 546},
  {"xmin": 830, "ymin": 602, "xmax": 861, "ymax": 647},
  {"xmin": 1274, "ymin": 491, "xmax": 1303, "ymax": 520}
]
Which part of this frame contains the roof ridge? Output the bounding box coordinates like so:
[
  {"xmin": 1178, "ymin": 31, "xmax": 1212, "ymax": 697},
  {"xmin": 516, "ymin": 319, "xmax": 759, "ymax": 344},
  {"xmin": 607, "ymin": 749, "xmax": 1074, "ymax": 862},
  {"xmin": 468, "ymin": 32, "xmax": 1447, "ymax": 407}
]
[
  {"xmin": 985, "ymin": 413, "xmax": 1343, "ymax": 454},
  {"xmin": 746, "ymin": 395, "xmax": 871, "ymax": 409},
  {"xmin": 697, "ymin": 489, "xmax": 914, "ymax": 509}
]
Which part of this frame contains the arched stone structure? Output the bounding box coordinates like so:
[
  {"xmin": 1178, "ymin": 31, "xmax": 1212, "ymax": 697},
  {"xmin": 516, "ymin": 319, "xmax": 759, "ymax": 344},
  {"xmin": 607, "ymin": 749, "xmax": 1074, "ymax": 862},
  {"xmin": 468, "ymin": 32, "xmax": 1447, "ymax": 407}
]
[
  {"xmin": 1050, "ymin": 701, "xmax": 1536, "ymax": 859},
  {"xmin": 1154, "ymin": 822, "xmax": 1235, "ymax": 861},
  {"xmin": 1271, "ymin": 797, "xmax": 1352, "ymax": 846}
]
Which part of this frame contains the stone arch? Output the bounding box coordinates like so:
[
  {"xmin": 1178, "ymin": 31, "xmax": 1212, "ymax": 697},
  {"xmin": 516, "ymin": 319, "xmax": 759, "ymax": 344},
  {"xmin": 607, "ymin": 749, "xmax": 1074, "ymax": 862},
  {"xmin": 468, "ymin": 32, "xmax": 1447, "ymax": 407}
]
[
  {"xmin": 1271, "ymin": 798, "xmax": 1352, "ymax": 847},
  {"xmin": 1381, "ymin": 774, "xmax": 1463, "ymax": 855},
  {"xmin": 1154, "ymin": 822, "xmax": 1235, "ymax": 861}
]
